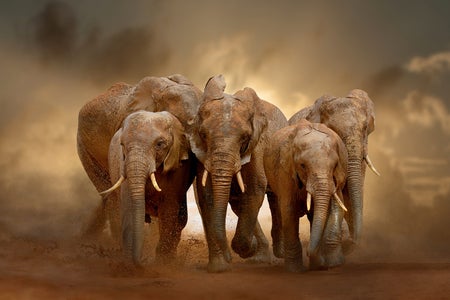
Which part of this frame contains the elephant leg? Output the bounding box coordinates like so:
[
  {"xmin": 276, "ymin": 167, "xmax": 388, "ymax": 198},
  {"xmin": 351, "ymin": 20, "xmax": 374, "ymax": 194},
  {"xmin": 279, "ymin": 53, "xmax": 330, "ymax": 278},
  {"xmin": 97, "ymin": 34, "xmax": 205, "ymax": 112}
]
[
  {"xmin": 280, "ymin": 197, "xmax": 304, "ymax": 272},
  {"xmin": 229, "ymin": 198, "xmax": 270, "ymax": 263},
  {"xmin": 156, "ymin": 194, "xmax": 188, "ymax": 264},
  {"xmin": 77, "ymin": 145, "xmax": 111, "ymax": 240},
  {"xmin": 195, "ymin": 172, "xmax": 231, "ymax": 272},
  {"xmin": 250, "ymin": 220, "xmax": 271, "ymax": 263},
  {"xmin": 230, "ymin": 191, "xmax": 263, "ymax": 259},
  {"xmin": 105, "ymin": 190, "xmax": 122, "ymax": 242},
  {"xmin": 266, "ymin": 189, "xmax": 284, "ymax": 258},
  {"xmin": 342, "ymin": 189, "xmax": 356, "ymax": 255}
]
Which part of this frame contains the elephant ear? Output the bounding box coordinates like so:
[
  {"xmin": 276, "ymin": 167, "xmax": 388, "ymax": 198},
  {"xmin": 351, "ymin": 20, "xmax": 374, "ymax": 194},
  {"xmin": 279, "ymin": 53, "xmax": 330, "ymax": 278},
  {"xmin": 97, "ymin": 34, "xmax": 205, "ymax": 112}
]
[
  {"xmin": 126, "ymin": 76, "xmax": 166, "ymax": 114},
  {"xmin": 163, "ymin": 112, "xmax": 190, "ymax": 173},
  {"xmin": 203, "ymin": 74, "xmax": 226, "ymax": 101},
  {"xmin": 167, "ymin": 74, "xmax": 194, "ymax": 86},
  {"xmin": 109, "ymin": 128, "xmax": 125, "ymax": 181},
  {"xmin": 361, "ymin": 91, "xmax": 376, "ymax": 135},
  {"xmin": 235, "ymin": 87, "xmax": 268, "ymax": 165},
  {"xmin": 313, "ymin": 94, "xmax": 336, "ymax": 123},
  {"xmin": 347, "ymin": 89, "xmax": 376, "ymax": 134},
  {"xmin": 288, "ymin": 106, "xmax": 313, "ymax": 125},
  {"xmin": 189, "ymin": 126, "xmax": 206, "ymax": 164},
  {"xmin": 331, "ymin": 128, "xmax": 348, "ymax": 189}
]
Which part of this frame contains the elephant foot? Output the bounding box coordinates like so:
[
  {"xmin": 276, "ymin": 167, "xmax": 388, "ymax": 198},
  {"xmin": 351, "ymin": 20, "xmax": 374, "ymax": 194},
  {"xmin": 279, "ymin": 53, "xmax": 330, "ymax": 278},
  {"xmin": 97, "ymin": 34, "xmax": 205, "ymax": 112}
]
[
  {"xmin": 324, "ymin": 246, "xmax": 345, "ymax": 268},
  {"xmin": 309, "ymin": 254, "xmax": 327, "ymax": 271},
  {"xmin": 285, "ymin": 257, "xmax": 305, "ymax": 273},
  {"xmin": 247, "ymin": 244, "xmax": 271, "ymax": 264},
  {"xmin": 272, "ymin": 240, "xmax": 285, "ymax": 258},
  {"xmin": 207, "ymin": 255, "xmax": 232, "ymax": 273},
  {"xmin": 231, "ymin": 235, "xmax": 257, "ymax": 259},
  {"xmin": 343, "ymin": 238, "xmax": 356, "ymax": 255},
  {"xmin": 309, "ymin": 248, "xmax": 345, "ymax": 270}
]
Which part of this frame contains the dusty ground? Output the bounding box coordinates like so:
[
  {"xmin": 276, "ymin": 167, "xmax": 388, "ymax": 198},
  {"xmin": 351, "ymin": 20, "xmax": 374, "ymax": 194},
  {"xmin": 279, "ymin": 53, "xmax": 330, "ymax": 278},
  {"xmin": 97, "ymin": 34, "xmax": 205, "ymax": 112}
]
[{"xmin": 0, "ymin": 228, "xmax": 449, "ymax": 300}]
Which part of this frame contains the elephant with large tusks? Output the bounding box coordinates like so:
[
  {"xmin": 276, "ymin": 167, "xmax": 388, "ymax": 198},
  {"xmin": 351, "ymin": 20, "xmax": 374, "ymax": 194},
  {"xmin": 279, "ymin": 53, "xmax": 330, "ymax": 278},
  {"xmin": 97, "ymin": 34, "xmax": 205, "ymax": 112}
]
[
  {"xmin": 101, "ymin": 110, "xmax": 195, "ymax": 265},
  {"xmin": 264, "ymin": 119, "xmax": 349, "ymax": 272},
  {"xmin": 289, "ymin": 89, "xmax": 380, "ymax": 252},
  {"xmin": 189, "ymin": 75, "xmax": 288, "ymax": 273},
  {"xmin": 77, "ymin": 74, "xmax": 202, "ymax": 241}
]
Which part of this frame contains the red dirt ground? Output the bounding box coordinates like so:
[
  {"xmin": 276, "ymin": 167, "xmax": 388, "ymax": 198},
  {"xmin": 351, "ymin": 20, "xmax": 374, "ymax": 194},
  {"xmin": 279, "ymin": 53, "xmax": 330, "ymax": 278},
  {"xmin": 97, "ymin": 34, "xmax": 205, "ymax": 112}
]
[{"xmin": 0, "ymin": 230, "xmax": 449, "ymax": 300}]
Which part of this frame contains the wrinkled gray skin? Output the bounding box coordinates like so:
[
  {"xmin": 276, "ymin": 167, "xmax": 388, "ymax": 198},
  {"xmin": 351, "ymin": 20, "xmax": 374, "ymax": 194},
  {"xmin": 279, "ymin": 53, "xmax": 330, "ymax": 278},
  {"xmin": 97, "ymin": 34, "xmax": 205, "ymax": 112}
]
[
  {"xmin": 289, "ymin": 90, "xmax": 377, "ymax": 252},
  {"xmin": 77, "ymin": 74, "xmax": 202, "ymax": 241},
  {"xmin": 189, "ymin": 75, "xmax": 288, "ymax": 273},
  {"xmin": 106, "ymin": 111, "xmax": 195, "ymax": 265},
  {"xmin": 265, "ymin": 119, "xmax": 348, "ymax": 272}
]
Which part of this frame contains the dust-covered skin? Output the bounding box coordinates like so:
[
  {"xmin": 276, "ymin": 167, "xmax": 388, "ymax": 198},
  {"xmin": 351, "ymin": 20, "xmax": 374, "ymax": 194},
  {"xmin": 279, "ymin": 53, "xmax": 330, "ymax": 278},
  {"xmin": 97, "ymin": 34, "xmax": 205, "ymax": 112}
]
[
  {"xmin": 289, "ymin": 90, "xmax": 378, "ymax": 252},
  {"xmin": 77, "ymin": 74, "xmax": 202, "ymax": 241},
  {"xmin": 105, "ymin": 111, "xmax": 195, "ymax": 266},
  {"xmin": 265, "ymin": 119, "xmax": 349, "ymax": 272},
  {"xmin": 189, "ymin": 75, "xmax": 288, "ymax": 272}
]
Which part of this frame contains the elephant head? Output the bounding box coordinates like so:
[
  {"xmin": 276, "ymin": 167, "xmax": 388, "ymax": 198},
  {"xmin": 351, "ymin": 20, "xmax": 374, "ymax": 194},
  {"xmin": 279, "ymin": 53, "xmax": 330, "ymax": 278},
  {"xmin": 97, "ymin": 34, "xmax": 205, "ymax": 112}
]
[
  {"xmin": 189, "ymin": 75, "xmax": 268, "ymax": 259},
  {"xmin": 191, "ymin": 75, "xmax": 267, "ymax": 173},
  {"xmin": 127, "ymin": 74, "xmax": 203, "ymax": 132},
  {"xmin": 291, "ymin": 120, "xmax": 348, "ymax": 258},
  {"xmin": 100, "ymin": 111, "xmax": 189, "ymax": 264},
  {"xmin": 289, "ymin": 89, "xmax": 379, "ymax": 247}
]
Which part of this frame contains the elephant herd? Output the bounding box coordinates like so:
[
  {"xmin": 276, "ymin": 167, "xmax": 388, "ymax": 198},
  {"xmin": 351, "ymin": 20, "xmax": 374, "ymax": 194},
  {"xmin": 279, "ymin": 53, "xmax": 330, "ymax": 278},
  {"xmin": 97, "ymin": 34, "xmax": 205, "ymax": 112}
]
[{"xmin": 77, "ymin": 74, "xmax": 379, "ymax": 273}]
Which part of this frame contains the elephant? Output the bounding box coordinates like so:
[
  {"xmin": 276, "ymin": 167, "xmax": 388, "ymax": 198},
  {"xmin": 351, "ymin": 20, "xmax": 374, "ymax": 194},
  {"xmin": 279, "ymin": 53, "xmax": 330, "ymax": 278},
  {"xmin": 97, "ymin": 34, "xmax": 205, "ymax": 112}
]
[
  {"xmin": 100, "ymin": 110, "xmax": 195, "ymax": 265},
  {"xmin": 189, "ymin": 75, "xmax": 288, "ymax": 272},
  {"xmin": 77, "ymin": 74, "xmax": 202, "ymax": 241},
  {"xmin": 264, "ymin": 119, "xmax": 348, "ymax": 272},
  {"xmin": 289, "ymin": 89, "xmax": 380, "ymax": 252}
]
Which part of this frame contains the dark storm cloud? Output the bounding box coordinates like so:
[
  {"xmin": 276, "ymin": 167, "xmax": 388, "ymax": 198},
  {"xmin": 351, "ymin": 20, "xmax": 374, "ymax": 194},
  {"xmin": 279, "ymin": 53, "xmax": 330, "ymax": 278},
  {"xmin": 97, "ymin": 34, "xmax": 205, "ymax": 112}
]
[
  {"xmin": 25, "ymin": 0, "xmax": 170, "ymax": 85},
  {"xmin": 83, "ymin": 27, "xmax": 171, "ymax": 84},
  {"xmin": 362, "ymin": 66, "xmax": 406, "ymax": 100},
  {"xmin": 31, "ymin": 1, "xmax": 77, "ymax": 63}
]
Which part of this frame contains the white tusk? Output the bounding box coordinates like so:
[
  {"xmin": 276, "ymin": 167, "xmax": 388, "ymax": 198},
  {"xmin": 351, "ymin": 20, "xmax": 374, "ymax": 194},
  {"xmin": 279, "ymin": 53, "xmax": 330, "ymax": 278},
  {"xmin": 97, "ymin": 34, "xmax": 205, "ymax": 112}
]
[
  {"xmin": 365, "ymin": 155, "xmax": 380, "ymax": 176},
  {"xmin": 306, "ymin": 192, "xmax": 311, "ymax": 212},
  {"xmin": 99, "ymin": 175, "xmax": 125, "ymax": 196},
  {"xmin": 333, "ymin": 192, "xmax": 348, "ymax": 212},
  {"xmin": 150, "ymin": 172, "xmax": 162, "ymax": 192},
  {"xmin": 236, "ymin": 171, "xmax": 245, "ymax": 193},
  {"xmin": 201, "ymin": 169, "xmax": 208, "ymax": 187}
]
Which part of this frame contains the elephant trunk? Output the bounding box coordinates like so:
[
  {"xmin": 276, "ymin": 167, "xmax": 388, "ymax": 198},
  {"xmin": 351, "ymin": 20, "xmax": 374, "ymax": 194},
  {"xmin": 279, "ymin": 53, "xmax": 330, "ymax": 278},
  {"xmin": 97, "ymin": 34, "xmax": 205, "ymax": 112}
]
[
  {"xmin": 308, "ymin": 177, "xmax": 331, "ymax": 256},
  {"xmin": 124, "ymin": 156, "xmax": 151, "ymax": 265},
  {"xmin": 211, "ymin": 174, "xmax": 232, "ymax": 251},
  {"xmin": 347, "ymin": 155, "xmax": 363, "ymax": 245},
  {"xmin": 209, "ymin": 151, "xmax": 239, "ymax": 256}
]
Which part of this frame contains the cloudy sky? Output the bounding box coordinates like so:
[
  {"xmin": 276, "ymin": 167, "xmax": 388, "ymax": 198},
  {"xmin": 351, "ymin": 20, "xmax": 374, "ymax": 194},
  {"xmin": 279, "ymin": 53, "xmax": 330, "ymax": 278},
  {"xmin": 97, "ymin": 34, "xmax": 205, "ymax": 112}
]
[{"xmin": 0, "ymin": 0, "xmax": 449, "ymax": 261}]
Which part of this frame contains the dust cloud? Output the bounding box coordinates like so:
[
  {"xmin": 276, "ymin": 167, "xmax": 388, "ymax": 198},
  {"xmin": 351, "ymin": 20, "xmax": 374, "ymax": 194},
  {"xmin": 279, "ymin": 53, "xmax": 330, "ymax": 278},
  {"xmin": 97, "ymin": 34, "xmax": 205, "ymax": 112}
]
[{"xmin": 0, "ymin": 0, "xmax": 449, "ymax": 266}]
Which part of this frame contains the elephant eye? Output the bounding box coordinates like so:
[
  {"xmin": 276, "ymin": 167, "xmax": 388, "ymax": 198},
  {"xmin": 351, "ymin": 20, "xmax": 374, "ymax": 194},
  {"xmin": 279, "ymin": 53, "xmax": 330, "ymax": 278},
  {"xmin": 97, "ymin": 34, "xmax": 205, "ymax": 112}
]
[
  {"xmin": 199, "ymin": 128, "xmax": 207, "ymax": 141},
  {"xmin": 240, "ymin": 136, "xmax": 250, "ymax": 154},
  {"xmin": 156, "ymin": 141, "xmax": 165, "ymax": 149},
  {"xmin": 155, "ymin": 139, "xmax": 167, "ymax": 149},
  {"xmin": 296, "ymin": 174, "xmax": 304, "ymax": 189},
  {"xmin": 240, "ymin": 138, "xmax": 250, "ymax": 154}
]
